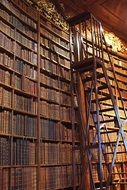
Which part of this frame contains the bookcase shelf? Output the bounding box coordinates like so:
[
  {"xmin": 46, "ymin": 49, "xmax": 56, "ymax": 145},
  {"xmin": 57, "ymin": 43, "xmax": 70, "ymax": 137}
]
[
  {"xmin": 0, "ymin": 0, "xmax": 81, "ymax": 189},
  {"xmin": 40, "ymin": 22, "xmax": 69, "ymax": 43}
]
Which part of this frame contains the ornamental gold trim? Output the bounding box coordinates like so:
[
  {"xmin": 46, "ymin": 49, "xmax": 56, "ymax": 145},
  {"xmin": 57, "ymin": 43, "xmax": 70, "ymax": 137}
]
[{"xmin": 26, "ymin": 0, "xmax": 69, "ymax": 31}]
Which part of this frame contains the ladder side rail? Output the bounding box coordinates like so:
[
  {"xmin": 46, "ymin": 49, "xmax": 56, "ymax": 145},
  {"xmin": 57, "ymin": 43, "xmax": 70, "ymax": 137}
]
[
  {"xmin": 101, "ymin": 63, "xmax": 127, "ymax": 151},
  {"xmin": 101, "ymin": 63, "xmax": 127, "ymax": 187},
  {"xmin": 70, "ymin": 27, "xmax": 77, "ymax": 190},
  {"xmin": 93, "ymin": 58, "xmax": 104, "ymax": 189},
  {"xmin": 72, "ymin": 27, "xmax": 80, "ymax": 62},
  {"xmin": 102, "ymin": 33, "xmax": 127, "ymax": 118},
  {"xmin": 76, "ymin": 72, "xmax": 94, "ymax": 190}
]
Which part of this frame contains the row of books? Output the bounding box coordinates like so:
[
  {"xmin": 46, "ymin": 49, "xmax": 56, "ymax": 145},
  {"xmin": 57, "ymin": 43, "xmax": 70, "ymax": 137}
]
[
  {"xmin": 0, "ymin": 7, "xmax": 37, "ymax": 41},
  {"xmin": 16, "ymin": 43, "xmax": 37, "ymax": 65},
  {"xmin": 0, "ymin": 32, "xmax": 38, "ymax": 66},
  {"xmin": 61, "ymin": 106, "xmax": 71, "ymax": 122},
  {"xmin": 40, "ymin": 26, "xmax": 69, "ymax": 49},
  {"xmin": 41, "ymin": 46, "xmax": 70, "ymax": 64},
  {"xmin": 61, "ymin": 92, "xmax": 71, "ymax": 106},
  {"xmin": 40, "ymin": 101, "xmax": 60, "ymax": 120},
  {"xmin": 0, "ymin": 32, "xmax": 37, "ymax": 66},
  {"xmin": 53, "ymin": 44, "xmax": 70, "ymax": 59},
  {"xmin": 40, "ymin": 36, "xmax": 69, "ymax": 58},
  {"xmin": 11, "ymin": 0, "xmax": 38, "ymax": 21},
  {"xmin": 41, "ymin": 47, "xmax": 58, "ymax": 63},
  {"xmin": 115, "ymin": 64, "xmax": 127, "ymax": 75},
  {"xmin": 63, "ymin": 125, "xmax": 79, "ymax": 142},
  {"xmin": 13, "ymin": 139, "xmax": 35, "ymax": 165},
  {"xmin": 52, "ymin": 24, "xmax": 69, "ymax": 40},
  {"xmin": 16, "ymin": 31, "xmax": 37, "ymax": 52},
  {"xmin": 0, "ymin": 111, "xmax": 77, "ymax": 140},
  {"xmin": 60, "ymin": 38, "xmax": 69, "ymax": 49},
  {"xmin": 11, "ymin": 167, "xmax": 37, "ymax": 190},
  {"xmin": 0, "ymin": 168, "xmax": 10, "ymax": 190},
  {"xmin": 40, "ymin": 119, "xmax": 79, "ymax": 142},
  {"xmin": 61, "ymin": 124, "xmax": 72, "ymax": 142},
  {"xmin": 0, "ymin": 87, "xmax": 12, "ymax": 107},
  {"xmin": 40, "ymin": 165, "xmax": 81, "ymax": 189},
  {"xmin": 15, "ymin": 59, "xmax": 37, "ymax": 80},
  {"xmin": 40, "ymin": 19, "xmax": 69, "ymax": 48},
  {"xmin": 60, "ymin": 57, "xmax": 70, "ymax": 69},
  {"xmin": 40, "ymin": 119, "xmax": 60, "ymax": 140},
  {"xmin": 0, "ymin": 110, "xmax": 11, "ymax": 134},
  {"xmin": 40, "ymin": 57, "xmax": 58, "ymax": 76},
  {"xmin": 40, "ymin": 73, "xmax": 59, "ymax": 89},
  {"xmin": 14, "ymin": 94, "xmax": 37, "ymax": 114},
  {"xmin": 40, "ymin": 86, "xmax": 60, "ymax": 103},
  {"xmin": 40, "ymin": 57, "xmax": 71, "ymax": 80},
  {"xmin": 1, "ymin": 20, "xmax": 37, "ymax": 54},
  {"xmin": 0, "ymin": 53, "xmax": 14, "ymax": 69},
  {"xmin": 0, "ymin": 166, "xmax": 80, "ymax": 190},
  {"xmin": 0, "ymin": 20, "xmax": 15, "ymax": 39},
  {"xmin": 0, "ymin": 32, "xmax": 15, "ymax": 53},
  {"xmin": 0, "ymin": 137, "xmax": 10, "ymax": 165},
  {"xmin": 40, "ymin": 101, "xmax": 71, "ymax": 121},
  {"xmin": 13, "ymin": 114, "xmax": 37, "ymax": 137},
  {"xmin": 1, "ymin": 0, "xmax": 37, "ymax": 29},
  {"xmin": 40, "ymin": 143, "xmax": 73, "ymax": 165},
  {"xmin": 59, "ymin": 66, "xmax": 71, "ymax": 81},
  {"xmin": 0, "ymin": 90, "xmax": 71, "ymax": 120},
  {"xmin": 14, "ymin": 75, "xmax": 37, "ymax": 95},
  {"xmin": 40, "ymin": 86, "xmax": 71, "ymax": 106},
  {"xmin": 60, "ymin": 80, "xmax": 71, "ymax": 92},
  {"xmin": 114, "ymin": 57, "xmax": 127, "ymax": 70},
  {"xmin": 0, "ymin": 167, "xmax": 37, "ymax": 190},
  {"xmin": 59, "ymin": 144, "xmax": 72, "ymax": 164},
  {"xmin": 0, "ymin": 69, "xmax": 11, "ymax": 86},
  {"xmin": 40, "ymin": 72, "xmax": 71, "ymax": 92}
]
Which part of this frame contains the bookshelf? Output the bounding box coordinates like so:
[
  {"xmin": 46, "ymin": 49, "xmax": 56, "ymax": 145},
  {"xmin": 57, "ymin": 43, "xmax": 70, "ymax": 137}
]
[{"xmin": 0, "ymin": 0, "xmax": 81, "ymax": 189}]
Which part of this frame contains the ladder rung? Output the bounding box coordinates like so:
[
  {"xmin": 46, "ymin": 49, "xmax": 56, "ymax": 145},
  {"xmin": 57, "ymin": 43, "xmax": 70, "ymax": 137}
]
[
  {"xmin": 100, "ymin": 130, "xmax": 118, "ymax": 134},
  {"xmin": 112, "ymin": 172, "xmax": 127, "ymax": 174},
  {"xmin": 98, "ymin": 84, "xmax": 108, "ymax": 91},
  {"xmin": 92, "ymin": 95, "xmax": 111, "ymax": 103},
  {"xmin": 104, "ymin": 151, "xmax": 126, "ymax": 155},
  {"xmin": 95, "ymin": 119, "xmax": 114, "ymax": 124},
  {"xmin": 112, "ymin": 182, "xmax": 127, "ymax": 184},
  {"xmin": 91, "ymin": 108, "xmax": 114, "ymax": 114},
  {"xmin": 97, "ymin": 79, "xmax": 115, "ymax": 89},
  {"xmin": 98, "ymin": 91, "xmax": 110, "ymax": 97}
]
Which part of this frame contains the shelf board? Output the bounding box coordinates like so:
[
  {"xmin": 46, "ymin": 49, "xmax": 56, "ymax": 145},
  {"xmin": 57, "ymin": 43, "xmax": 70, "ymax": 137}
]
[
  {"xmin": 40, "ymin": 163, "xmax": 72, "ymax": 167},
  {"xmin": 14, "ymin": 88, "xmax": 37, "ymax": 98},
  {"xmin": 0, "ymin": 81, "xmax": 13, "ymax": 90},
  {"xmin": 13, "ymin": 109, "xmax": 37, "ymax": 117},
  {"xmin": 16, "ymin": 40, "xmax": 37, "ymax": 54}
]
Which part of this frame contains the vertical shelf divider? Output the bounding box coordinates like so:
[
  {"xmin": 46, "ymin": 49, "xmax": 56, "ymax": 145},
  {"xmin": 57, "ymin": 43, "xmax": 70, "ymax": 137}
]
[{"xmin": 37, "ymin": 11, "xmax": 41, "ymax": 190}]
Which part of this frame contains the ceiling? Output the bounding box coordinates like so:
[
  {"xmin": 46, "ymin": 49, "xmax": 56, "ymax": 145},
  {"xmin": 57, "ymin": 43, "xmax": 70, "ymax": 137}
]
[{"xmin": 54, "ymin": 0, "xmax": 127, "ymax": 42}]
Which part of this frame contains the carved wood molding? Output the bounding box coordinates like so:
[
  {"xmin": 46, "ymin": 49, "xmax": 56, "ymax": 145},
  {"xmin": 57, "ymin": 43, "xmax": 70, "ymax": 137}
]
[{"xmin": 26, "ymin": 0, "xmax": 69, "ymax": 31}]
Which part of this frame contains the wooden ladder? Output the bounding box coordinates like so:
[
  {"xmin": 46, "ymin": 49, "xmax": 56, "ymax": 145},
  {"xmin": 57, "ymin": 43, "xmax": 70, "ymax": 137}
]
[{"xmin": 69, "ymin": 13, "xmax": 127, "ymax": 190}]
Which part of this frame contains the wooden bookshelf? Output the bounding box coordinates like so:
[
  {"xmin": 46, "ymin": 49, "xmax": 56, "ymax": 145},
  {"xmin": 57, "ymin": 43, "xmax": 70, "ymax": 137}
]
[{"xmin": 0, "ymin": 0, "xmax": 81, "ymax": 189}]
